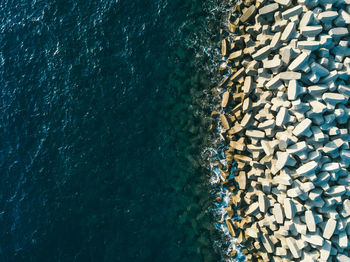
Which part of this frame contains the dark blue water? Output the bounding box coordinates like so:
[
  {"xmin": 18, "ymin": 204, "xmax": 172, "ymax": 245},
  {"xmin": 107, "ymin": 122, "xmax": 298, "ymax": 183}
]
[{"xmin": 0, "ymin": 0, "xmax": 231, "ymax": 261}]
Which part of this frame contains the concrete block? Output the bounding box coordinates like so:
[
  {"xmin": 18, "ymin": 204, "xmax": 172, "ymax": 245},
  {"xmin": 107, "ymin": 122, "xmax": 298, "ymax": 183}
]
[
  {"xmin": 282, "ymin": 6, "xmax": 303, "ymax": 20},
  {"xmin": 287, "ymin": 80, "xmax": 303, "ymax": 100},
  {"xmin": 276, "ymin": 107, "xmax": 289, "ymax": 127},
  {"xmin": 317, "ymin": 11, "xmax": 338, "ymax": 23},
  {"xmin": 240, "ymin": 5, "xmax": 257, "ymax": 23},
  {"xmin": 301, "ymin": 233, "xmax": 324, "ymax": 246},
  {"xmin": 305, "ymin": 210, "xmax": 317, "ymax": 232},
  {"xmin": 323, "ymin": 218, "xmax": 337, "ymax": 239},
  {"xmin": 286, "ymin": 237, "xmax": 301, "ymax": 258},
  {"xmin": 296, "ymin": 160, "xmax": 317, "ymax": 176},
  {"xmin": 322, "ymin": 92, "xmax": 347, "ymax": 105},
  {"xmin": 300, "ymin": 25, "xmax": 323, "ymax": 37},
  {"xmin": 284, "ymin": 198, "xmax": 296, "ymax": 219},
  {"xmin": 297, "ymin": 40, "xmax": 320, "ymax": 51},
  {"xmin": 292, "ymin": 118, "xmax": 312, "ymax": 137},
  {"xmin": 279, "ymin": 71, "xmax": 302, "ymax": 80},
  {"xmin": 259, "ymin": 4, "xmax": 279, "ymax": 16},
  {"xmin": 329, "ymin": 27, "xmax": 349, "ymax": 37},
  {"xmin": 281, "ymin": 22, "xmax": 296, "ymax": 42},
  {"xmin": 289, "ymin": 52, "xmax": 310, "ymax": 71}
]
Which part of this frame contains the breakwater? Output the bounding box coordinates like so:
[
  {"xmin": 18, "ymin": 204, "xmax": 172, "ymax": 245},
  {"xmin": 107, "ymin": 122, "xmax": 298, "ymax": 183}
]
[{"xmin": 214, "ymin": 0, "xmax": 350, "ymax": 260}]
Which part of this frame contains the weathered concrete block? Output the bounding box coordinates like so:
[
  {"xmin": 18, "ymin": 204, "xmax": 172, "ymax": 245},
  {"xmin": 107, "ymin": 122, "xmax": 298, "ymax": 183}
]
[
  {"xmin": 220, "ymin": 114, "xmax": 230, "ymax": 130},
  {"xmin": 240, "ymin": 5, "xmax": 257, "ymax": 23},
  {"xmin": 281, "ymin": 46, "xmax": 299, "ymax": 65},
  {"xmin": 294, "ymin": 217, "xmax": 307, "ymax": 235},
  {"xmin": 342, "ymin": 199, "xmax": 350, "ymax": 218},
  {"xmin": 221, "ymin": 91, "xmax": 230, "ymax": 107},
  {"xmin": 230, "ymin": 67, "xmax": 245, "ymax": 82},
  {"xmin": 300, "ymin": 181, "xmax": 314, "ymax": 192},
  {"xmin": 266, "ymin": 75, "xmax": 283, "ymax": 90},
  {"xmin": 309, "ymin": 62, "xmax": 329, "ymax": 83},
  {"xmin": 275, "ymin": 173, "xmax": 293, "ymax": 185},
  {"xmin": 275, "ymin": 150, "xmax": 289, "ymax": 169},
  {"xmin": 308, "ymin": 84, "xmax": 328, "ymax": 96},
  {"xmin": 246, "ymin": 202, "xmax": 260, "ymax": 216},
  {"xmin": 228, "ymin": 50, "xmax": 242, "ymax": 61}
]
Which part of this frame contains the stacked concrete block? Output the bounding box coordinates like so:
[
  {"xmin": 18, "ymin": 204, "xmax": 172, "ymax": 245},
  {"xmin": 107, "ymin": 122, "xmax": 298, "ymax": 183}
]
[{"xmin": 215, "ymin": 0, "xmax": 350, "ymax": 260}]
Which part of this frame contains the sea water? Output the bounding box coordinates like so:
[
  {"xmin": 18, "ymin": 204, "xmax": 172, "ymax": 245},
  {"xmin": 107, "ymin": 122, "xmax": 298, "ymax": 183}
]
[{"xmin": 0, "ymin": 0, "xmax": 233, "ymax": 261}]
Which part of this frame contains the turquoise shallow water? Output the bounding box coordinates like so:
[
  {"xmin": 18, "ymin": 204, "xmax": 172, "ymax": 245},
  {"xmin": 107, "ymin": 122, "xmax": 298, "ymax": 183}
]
[{"xmin": 0, "ymin": 0, "xmax": 232, "ymax": 261}]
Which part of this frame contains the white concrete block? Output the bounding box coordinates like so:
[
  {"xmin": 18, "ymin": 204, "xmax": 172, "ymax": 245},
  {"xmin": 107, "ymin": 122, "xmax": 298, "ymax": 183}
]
[
  {"xmin": 292, "ymin": 118, "xmax": 312, "ymax": 137},
  {"xmin": 301, "ymin": 233, "xmax": 324, "ymax": 246},
  {"xmin": 289, "ymin": 52, "xmax": 310, "ymax": 71},
  {"xmin": 305, "ymin": 210, "xmax": 317, "ymax": 232},
  {"xmin": 323, "ymin": 218, "xmax": 337, "ymax": 239},
  {"xmin": 329, "ymin": 27, "xmax": 349, "ymax": 37},
  {"xmin": 284, "ymin": 198, "xmax": 296, "ymax": 219},
  {"xmin": 300, "ymin": 25, "xmax": 323, "ymax": 37},
  {"xmin": 259, "ymin": 3, "xmax": 279, "ymax": 16},
  {"xmin": 296, "ymin": 161, "xmax": 317, "ymax": 176},
  {"xmin": 297, "ymin": 40, "xmax": 320, "ymax": 51},
  {"xmin": 276, "ymin": 107, "xmax": 289, "ymax": 127},
  {"xmin": 286, "ymin": 237, "xmax": 301, "ymax": 258}
]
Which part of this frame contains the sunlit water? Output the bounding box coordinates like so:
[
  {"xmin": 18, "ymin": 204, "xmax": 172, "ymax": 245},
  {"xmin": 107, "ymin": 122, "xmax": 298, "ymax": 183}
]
[{"xmin": 0, "ymin": 0, "xmax": 237, "ymax": 261}]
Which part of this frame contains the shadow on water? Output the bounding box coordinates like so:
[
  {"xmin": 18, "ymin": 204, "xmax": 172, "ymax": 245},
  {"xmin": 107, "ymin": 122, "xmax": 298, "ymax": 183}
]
[{"xmin": 0, "ymin": 0, "xmax": 232, "ymax": 261}]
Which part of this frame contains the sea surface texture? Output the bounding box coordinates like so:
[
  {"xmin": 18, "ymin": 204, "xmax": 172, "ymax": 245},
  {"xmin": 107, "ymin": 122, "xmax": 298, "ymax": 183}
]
[{"xmin": 0, "ymin": 0, "xmax": 230, "ymax": 261}]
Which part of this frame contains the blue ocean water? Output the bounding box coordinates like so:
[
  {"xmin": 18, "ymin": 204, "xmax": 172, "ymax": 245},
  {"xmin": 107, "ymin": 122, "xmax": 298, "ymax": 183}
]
[{"xmin": 0, "ymin": 0, "xmax": 230, "ymax": 261}]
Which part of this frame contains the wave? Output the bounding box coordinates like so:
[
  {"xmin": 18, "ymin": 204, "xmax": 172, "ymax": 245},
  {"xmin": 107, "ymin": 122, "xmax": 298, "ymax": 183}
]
[{"xmin": 195, "ymin": 0, "xmax": 247, "ymax": 261}]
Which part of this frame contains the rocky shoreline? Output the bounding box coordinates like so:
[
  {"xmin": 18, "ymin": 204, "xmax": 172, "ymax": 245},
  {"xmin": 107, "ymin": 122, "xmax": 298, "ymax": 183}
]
[{"xmin": 213, "ymin": 0, "xmax": 350, "ymax": 260}]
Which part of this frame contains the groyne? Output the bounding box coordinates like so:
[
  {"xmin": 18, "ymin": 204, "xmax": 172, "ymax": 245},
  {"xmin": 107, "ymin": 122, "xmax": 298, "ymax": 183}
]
[{"xmin": 214, "ymin": 0, "xmax": 350, "ymax": 260}]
